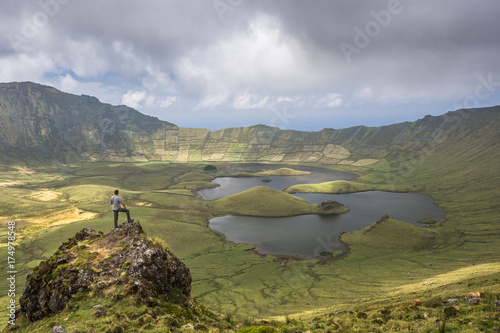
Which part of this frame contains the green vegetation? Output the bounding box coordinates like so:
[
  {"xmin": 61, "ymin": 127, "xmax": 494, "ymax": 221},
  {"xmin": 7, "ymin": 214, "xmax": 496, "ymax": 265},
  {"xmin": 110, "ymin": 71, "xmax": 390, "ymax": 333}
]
[
  {"xmin": 341, "ymin": 215, "xmax": 444, "ymax": 251},
  {"xmin": 285, "ymin": 180, "xmax": 372, "ymax": 193},
  {"xmin": 176, "ymin": 172, "xmax": 214, "ymax": 183},
  {"xmin": 203, "ymin": 164, "xmax": 217, "ymax": 171},
  {"xmin": 232, "ymin": 167, "xmax": 311, "ymax": 177},
  {"xmin": 169, "ymin": 171, "xmax": 219, "ymax": 191},
  {"xmin": 208, "ymin": 186, "xmax": 347, "ymax": 217},
  {"xmin": 147, "ymin": 236, "xmax": 170, "ymax": 250},
  {"xmin": 285, "ymin": 179, "xmax": 416, "ymax": 194},
  {"xmin": 418, "ymin": 217, "xmax": 439, "ymax": 225},
  {"xmin": 9, "ymin": 290, "xmax": 223, "ymax": 333}
]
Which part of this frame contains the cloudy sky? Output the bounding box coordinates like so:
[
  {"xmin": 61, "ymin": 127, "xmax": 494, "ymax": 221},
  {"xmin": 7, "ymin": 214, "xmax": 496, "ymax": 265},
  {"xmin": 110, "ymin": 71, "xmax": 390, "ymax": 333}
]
[{"xmin": 1, "ymin": 1, "xmax": 500, "ymax": 131}]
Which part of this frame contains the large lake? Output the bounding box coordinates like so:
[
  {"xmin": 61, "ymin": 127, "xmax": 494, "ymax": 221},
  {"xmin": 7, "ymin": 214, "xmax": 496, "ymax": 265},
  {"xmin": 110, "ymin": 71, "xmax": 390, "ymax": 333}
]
[{"xmin": 201, "ymin": 164, "xmax": 445, "ymax": 259}]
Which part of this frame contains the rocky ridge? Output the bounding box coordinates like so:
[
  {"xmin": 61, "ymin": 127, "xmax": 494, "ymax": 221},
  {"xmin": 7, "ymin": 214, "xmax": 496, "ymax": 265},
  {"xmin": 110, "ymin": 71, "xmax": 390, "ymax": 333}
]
[
  {"xmin": 19, "ymin": 220, "xmax": 192, "ymax": 322},
  {"xmin": 2, "ymin": 82, "xmax": 495, "ymax": 166}
]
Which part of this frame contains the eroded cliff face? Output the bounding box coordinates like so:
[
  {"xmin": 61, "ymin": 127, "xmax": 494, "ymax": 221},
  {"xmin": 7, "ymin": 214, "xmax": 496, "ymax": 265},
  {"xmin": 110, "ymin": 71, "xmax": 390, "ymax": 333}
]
[
  {"xmin": 0, "ymin": 82, "xmax": 494, "ymax": 166},
  {"xmin": 19, "ymin": 220, "xmax": 191, "ymax": 322}
]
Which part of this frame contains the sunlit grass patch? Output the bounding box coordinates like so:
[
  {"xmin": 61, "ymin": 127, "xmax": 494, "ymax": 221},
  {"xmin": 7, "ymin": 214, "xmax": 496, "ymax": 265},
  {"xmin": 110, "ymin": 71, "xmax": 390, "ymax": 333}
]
[
  {"xmin": 231, "ymin": 167, "xmax": 311, "ymax": 177},
  {"xmin": 208, "ymin": 186, "xmax": 327, "ymax": 217},
  {"xmin": 341, "ymin": 216, "xmax": 444, "ymax": 251},
  {"xmin": 21, "ymin": 207, "xmax": 97, "ymax": 228},
  {"xmin": 285, "ymin": 180, "xmax": 372, "ymax": 193},
  {"xmin": 29, "ymin": 190, "xmax": 63, "ymax": 201}
]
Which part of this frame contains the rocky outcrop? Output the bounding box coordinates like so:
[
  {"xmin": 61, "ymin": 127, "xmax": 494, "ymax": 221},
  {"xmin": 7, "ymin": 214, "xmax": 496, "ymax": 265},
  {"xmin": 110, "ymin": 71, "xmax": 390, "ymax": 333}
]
[{"xmin": 19, "ymin": 220, "xmax": 191, "ymax": 322}]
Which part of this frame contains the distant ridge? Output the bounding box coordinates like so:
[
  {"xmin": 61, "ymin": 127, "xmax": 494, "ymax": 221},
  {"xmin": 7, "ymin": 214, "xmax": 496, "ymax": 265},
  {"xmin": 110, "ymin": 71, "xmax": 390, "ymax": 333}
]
[{"xmin": 0, "ymin": 82, "xmax": 499, "ymax": 165}]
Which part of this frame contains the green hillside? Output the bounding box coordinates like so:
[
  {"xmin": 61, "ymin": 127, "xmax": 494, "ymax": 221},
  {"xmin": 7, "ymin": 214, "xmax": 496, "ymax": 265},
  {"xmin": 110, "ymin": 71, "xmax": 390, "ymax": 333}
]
[
  {"xmin": 341, "ymin": 215, "xmax": 444, "ymax": 251},
  {"xmin": 2, "ymin": 82, "xmax": 489, "ymax": 167},
  {"xmin": 208, "ymin": 186, "xmax": 348, "ymax": 217}
]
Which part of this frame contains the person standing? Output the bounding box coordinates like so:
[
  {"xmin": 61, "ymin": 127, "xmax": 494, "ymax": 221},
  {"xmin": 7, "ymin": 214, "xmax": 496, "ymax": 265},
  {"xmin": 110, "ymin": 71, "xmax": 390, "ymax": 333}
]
[{"xmin": 110, "ymin": 189, "xmax": 132, "ymax": 228}]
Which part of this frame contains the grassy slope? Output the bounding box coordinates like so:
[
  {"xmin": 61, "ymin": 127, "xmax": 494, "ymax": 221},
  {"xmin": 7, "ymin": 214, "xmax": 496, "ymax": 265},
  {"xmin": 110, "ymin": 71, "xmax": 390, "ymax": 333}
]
[
  {"xmin": 208, "ymin": 186, "xmax": 318, "ymax": 217},
  {"xmin": 341, "ymin": 216, "xmax": 444, "ymax": 251},
  {"xmin": 232, "ymin": 167, "xmax": 311, "ymax": 177}
]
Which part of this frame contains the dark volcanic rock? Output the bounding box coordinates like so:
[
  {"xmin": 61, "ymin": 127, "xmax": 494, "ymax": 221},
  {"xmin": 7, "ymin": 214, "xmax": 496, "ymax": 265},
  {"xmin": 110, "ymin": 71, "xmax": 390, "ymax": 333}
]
[{"xmin": 19, "ymin": 220, "xmax": 191, "ymax": 322}]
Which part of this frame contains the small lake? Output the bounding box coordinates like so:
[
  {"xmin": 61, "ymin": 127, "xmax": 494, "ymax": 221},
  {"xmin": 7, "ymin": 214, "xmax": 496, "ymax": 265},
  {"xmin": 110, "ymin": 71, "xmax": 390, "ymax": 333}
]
[{"xmin": 201, "ymin": 165, "xmax": 445, "ymax": 259}]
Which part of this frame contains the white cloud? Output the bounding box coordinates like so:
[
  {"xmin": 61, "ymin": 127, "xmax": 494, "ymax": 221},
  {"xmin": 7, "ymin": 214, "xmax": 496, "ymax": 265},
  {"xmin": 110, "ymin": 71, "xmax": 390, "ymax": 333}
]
[
  {"xmin": 57, "ymin": 38, "xmax": 111, "ymax": 78},
  {"xmin": 0, "ymin": 52, "xmax": 55, "ymax": 82},
  {"xmin": 121, "ymin": 90, "xmax": 146, "ymax": 109},
  {"xmin": 159, "ymin": 96, "xmax": 177, "ymax": 108},
  {"xmin": 175, "ymin": 13, "xmax": 325, "ymax": 109},
  {"xmin": 316, "ymin": 93, "xmax": 343, "ymax": 108},
  {"xmin": 59, "ymin": 73, "xmax": 79, "ymax": 92},
  {"xmin": 196, "ymin": 92, "xmax": 229, "ymax": 110},
  {"xmin": 233, "ymin": 92, "xmax": 270, "ymax": 109}
]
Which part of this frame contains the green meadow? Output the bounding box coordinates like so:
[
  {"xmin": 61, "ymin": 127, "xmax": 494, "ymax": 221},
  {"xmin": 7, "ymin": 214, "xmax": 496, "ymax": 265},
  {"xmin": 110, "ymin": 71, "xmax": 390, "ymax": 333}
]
[{"xmin": 0, "ymin": 155, "xmax": 499, "ymax": 331}]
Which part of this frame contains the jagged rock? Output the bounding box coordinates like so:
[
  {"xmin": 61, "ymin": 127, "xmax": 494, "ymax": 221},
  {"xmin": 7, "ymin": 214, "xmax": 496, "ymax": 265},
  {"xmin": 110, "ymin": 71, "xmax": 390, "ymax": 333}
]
[
  {"xmin": 329, "ymin": 311, "xmax": 345, "ymax": 316},
  {"xmin": 52, "ymin": 326, "xmax": 67, "ymax": 333},
  {"xmin": 444, "ymin": 298, "xmax": 459, "ymax": 306},
  {"xmin": 464, "ymin": 296, "xmax": 481, "ymax": 305},
  {"xmin": 20, "ymin": 220, "xmax": 191, "ymax": 322},
  {"xmin": 93, "ymin": 304, "xmax": 107, "ymax": 318}
]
